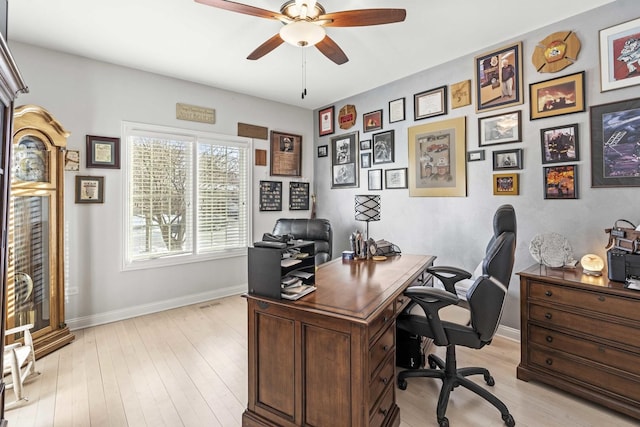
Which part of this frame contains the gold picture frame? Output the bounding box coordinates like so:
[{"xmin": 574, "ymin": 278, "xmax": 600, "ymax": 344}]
[
  {"xmin": 529, "ymin": 71, "xmax": 585, "ymax": 120},
  {"xmin": 493, "ymin": 173, "xmax": 519, "ymax": 196},
  {"xmin": 408, "ymin": 117, "xmax": 466, "ymax": 197}
]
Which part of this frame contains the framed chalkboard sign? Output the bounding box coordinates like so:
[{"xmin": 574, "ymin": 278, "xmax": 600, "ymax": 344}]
[
  {"xmin": 259, "ymin": 180, "xmax": 282, "ymax": 211},
  {"xmin": 289, "ymin": 182, "xmax": 310, "ymax": 211}
]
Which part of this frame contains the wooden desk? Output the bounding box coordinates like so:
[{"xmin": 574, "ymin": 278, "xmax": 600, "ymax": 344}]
[
  {"xmin": 518, "ymin": 264, "xmax": 640, "ymax": 420},
  {"xmin": 243, "ymin": 254, "xmax": 435, "ymax": 427}
]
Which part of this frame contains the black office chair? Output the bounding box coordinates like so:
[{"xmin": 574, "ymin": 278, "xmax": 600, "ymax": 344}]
[{"xmin": 397, "ymin": 205, "xmax": 516, "ymax": 427}]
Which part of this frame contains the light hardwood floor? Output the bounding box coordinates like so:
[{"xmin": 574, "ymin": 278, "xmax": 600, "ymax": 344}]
[{"xmin": 5, "ymin": 295, "xmax": 637, "ymax": 427}]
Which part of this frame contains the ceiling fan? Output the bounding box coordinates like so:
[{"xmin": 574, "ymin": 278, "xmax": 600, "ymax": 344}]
[{"xmin": 195, "ymin": 0, "xmax": 406, "ymax": 65}]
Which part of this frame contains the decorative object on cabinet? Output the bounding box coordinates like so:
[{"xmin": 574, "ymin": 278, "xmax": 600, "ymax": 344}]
[
  {"xmin": 259, "ymin": 180, "xmax": 282, "ymax": 211},
  {"xmin": 493, "ymin": 148, "xmax": 523, "ymax": 171},
  {"xmin": 529, "ymin": 71, "xmax": 585, "ymax": 120},
  {"xmin": 385, "ymin": 168, "xmax": 408, "ymax": 189},
  {"xmin": 529, "ymin": 232, "xmax": 576, "ymax": 268},
  {"xmin": 589, "ymin": 97, "xmax": 640, "ymax": 187},
  {"xmin": 270, "ymin": 130, "xmax": 302, "ymax": 177},
  {"xmin": 478, "ymin": 110, "xmax": 522, "ymax": 146},
  {"xmin": 318, "ymin": 105, "xmax": 334, "ymax": 136},
  {"xmin": 493, "ymin": 173, "xmax": 519, "ymax": 195},
  {"xmin": 543, "ymin": 164, "xmax": 578, "ymax": 199},
  {"xmin": 354, "ymin": 194, "xmax": 380, "ymax": 240},
  {"xmin": 389, "ymin": 97, "xmax": 406, "ymax": 122},
  {"xmin": 532, "ymin": 30, "xmax": 581, "ymax": 73},
  {"xmin": 580, "ymin": 254, "xmax": 604, "ymax": 276},
  {"xmin": 408, "ymin": 117, "xmax": 467, "ymax": 197},
  {"xmin": 330, "ymin": 131, "xmax": 359, "ymax": 188},
  {"xmin": 289, "ymin": 182, "xmax": 309, "ymax": 211},
  {"xmin": 368, "ymin": 169, "xmax": 382, "ymax": 191},
  {"xmin": 338, "ymin": 104, "xmax": 357, "ymax": 129},
  {"xmin": 75, "ymin": 175, "xmax": 105, "ymax": 204},
  {"xmin": 540, "ymin": 123, "xmax": 579, "ymax": 164},
  {"xmin": 450, "ymin": 79, "xmax": 472, "ymax": 109},
  {"xmin": 10, "ymin": 105, "xmax": 75, "ymax": 359},
  {"xmin": 360, "ymin": 152, "xmax": 371, "ymax": 168},
  {"xmin": 64, "ymin": 149, "xmax": 80, "ymax": 171},
  {"xmin": 372, "ymin": 130, "xmax": 394, "ymax": 165},
  {"xmin": 86, "ymin": 135, "xmax": 120, "ymax": 169},
  {"xmin": 599, "ymin": 17, "xmax": 640, "ymax": 92},
  {"xmin": 363, "ymin": 109, "xmax": 382, "ymax": 133},
  {"xmin": 317, "ymin": 145, "xmax": 328, "ymax": 158},
  {"xmin": 475, "ymin": 42, "xmax": 523, "ymax": 113},
  {"xmin": 467, "ymin": 149, "xmax": 485, "ymax": 162},
  {"xmin": 413, "ymin": 85, "xmax": 447, "ymax": 121}
]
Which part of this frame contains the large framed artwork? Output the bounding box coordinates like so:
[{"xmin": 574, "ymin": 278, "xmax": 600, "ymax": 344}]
[
  {"xmin": 330, "ymin": 131, "xmax": 359, "ymax": 188},
  {"xmin": 270, "ymin": 130, "xmax": 302, "ymax": 176},
  {"xmin": 590, "ymin": 98, "xmax": 640, "ymax": 187},
  {"xmin": 408, "ymin": 117, "xmax": 467, "ymax": 197},
  {"xmin": 599, "ymin": 17, "xmax": 640, "ymax": 92},
  {"xmin": 474, "ymin": 42, "xmax": 523, "ymax": 113},
  {"xmin": 529, "ymin": 71, "xmax": 585, "ymax": 120}
]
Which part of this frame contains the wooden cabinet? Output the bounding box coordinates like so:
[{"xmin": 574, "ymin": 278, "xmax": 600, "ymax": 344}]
[
  {"xmin": 518, "ymin": 264, "xmax": 640, "ymax": 420},
  {"xmin": 243, "ymin": 254, "xmax": 435, "ymax": 427}
]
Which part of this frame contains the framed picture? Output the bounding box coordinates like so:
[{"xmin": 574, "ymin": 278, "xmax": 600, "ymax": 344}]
[
  {"xmin": 86, "ymin": 135, "xmax": 120, "ymax": 169},
  {"xmin": 259, "ymin": 180, "xmax": 283, "ymax": 211},
  {"xmin": 385, "ymin": 168, "xmax": 408, "ymax": 189},
  {"xmin": 64, "ymin": 149, "xmax": 80, "ymax": 171},
  {"xmin": 493, "ymin": 173, "xmax": 519, "ymax": 196},
  {"xmin": 360, "ymin": 139, "xmax": 371, "ymax": 150},
  {"xmin": 529, "ymin": 71, "xmax": 585, "ymax": 120},
  {"xmin": 540, "ymin": 124, "xmax": 579, "ymax": 164},
  {"xmin": 75, "ymin": 175, "xmax": 104, "ymax": 203},
  {"xmin": 317, "ymin": 145, "xmax": 328, "ymax": 158},
  {"xmin": 330, "ymin": 131, "xmax": 359, "ymax": 188},
  {"xmin": 368, "ymin": 169, "xmax": 383, "ymax": 191},
  {"xmin": 451, "ymin": 80, "xmax": 472, "ymax": 109},
  {"xmin": 467, "ymin": 150, "xmax": 485, "ymax": 162},
  {"xmin": 360, "ymin": 152, "xmax": 371, "ymax": 169},
  {"xmin": 270, "ymin": 131, "xmax": 302, "ymax": 177},
  {"xmin": 475, "ymin": 42, "xmax": 523, "ymax": 113},
  {"xmin": 363, "ymin": 110, "xmax": 383, "ymax": 133},
  {"xmin": 599, "ymin": 17, "xmax": 640, "ymax": 92},
  {"xmin": 478, "ymin": 110, "xmax": 522, "ymax": 146},
  {"xmin": 319, "ymin": 106, "xmax": 335, "ymax": 136},
  {"xmin": 372, "ymin": 130, "xmax": 395, "ymax": 165},
  {"xmin": 289, "ymin": 182, "xmax": 309, "ymax": 211},
  {"xmin": 408, "ymin": 117, "xmax": 467, "ymax": 197},
  {"xmin": 389, "ymin": 97, "xmax": 406, "ymax": 123},
  {"xmin": 414, "ymin": 85, "xmax": 447, "ymax": 121},
  {"xmin": 544, "ymin": 165, "xmax": 578, "ymax": 199},
  {"xmin": 590, "ymin": 98, "xmax": 640, "ymax": 187},
  {"xmin": 493, "ymin": 148, "xmax": 523, "ymax": 170}
]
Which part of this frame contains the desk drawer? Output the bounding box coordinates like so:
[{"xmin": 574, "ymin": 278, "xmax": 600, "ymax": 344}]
[
  {"xmin": 369, "ymin": 382, "xmax": 394, "ymax": 427},
  {"xmin": 369, "ymin": 324, "xmax": 394, "ymax": 381},
  {"xmin": 369, "ymin": 354, "xmax": 394, "ymax": 413},
  {"xmin": 370, "ymin": 302, "xmax": 394, "ymax": 345}
]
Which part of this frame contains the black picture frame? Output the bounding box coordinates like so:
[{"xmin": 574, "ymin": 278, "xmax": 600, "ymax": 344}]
[
  {"xmin": 360, "ymin": 152, "xmax": 371, "ymax": 169},
  {"xmin": 372, "ymin": 130, "xmax": 394, "ymax": 165},
  {"xmin": 289, "ymin": 182, "xmax": 309, "ymax": 211},
  {"xmin": 330, "ymin": 131, "xmax": 359, "ymax": 188},
  {"xmin": 368, "ymin": 169, "xmax": 383, "ymax": 191},
  {"xmin": 389, "ymin": 97, "xmax": 406, "ymax": 123},
  {"xmin": 414, "ymin": 86, "xmax": 447, "ymax": 121},
  {"xmin": 529, "ymin": 71, "xmax": 586, "ymax": 120},
  {"xmin": 540, "ymin": 124, "xmax": 579, "ymax": 164},
  {"xmin": 492, "ymin": 148, "xmax": 523, "ymax": 171},
  {"xmin": 474, "ymin": 42, "xmax": 523, "ymax": 113},
  {"xmin": 467, "ymin": 150, "xmax": 485, "ymax": 162},
  {"xmin": 360, "ymin": 139, "xmax": 371, "ymax": 151},
  {"xmin": 478, "ymin": 110, "xmax": 522, "ymax": 146},
  {"xmin": 86, "ymin": 135, "xmax": 120, "ymax": 169},
  {"xmin": 543, "ymin": 164, "xmax": 578, "ymax": 199},
  {"xmin": 317, "ymin": 145, "xmax": 328, "ymax": 158},
  {"xmin": 385, "ymin": 168, "xmax": 408, "ymax": 189},
  {"xmin": 259, "ymin": 180, "xmax": 283, "ymax": 211}
]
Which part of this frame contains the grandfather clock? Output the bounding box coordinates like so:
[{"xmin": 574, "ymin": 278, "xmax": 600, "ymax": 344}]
[{"xmin": 6, "ymin": 105, "xmax": 74, "ymax": 359}]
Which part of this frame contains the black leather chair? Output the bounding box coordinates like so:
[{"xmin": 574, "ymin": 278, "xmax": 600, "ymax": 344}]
[
  {"xmin": 273, "ymin": 218, "xmax": 332, "ymax": 265},
  {"xmin": 397, "ymin": 205, "xmax": 516, "ymax": 427}
]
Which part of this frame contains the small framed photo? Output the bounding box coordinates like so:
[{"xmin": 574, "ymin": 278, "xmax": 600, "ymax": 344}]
[
  {"xmin": 317, "ymin": 145, "xmax": 328, "ymax": 158},
  {"xmin": 64, "ymin": 149, "xmax": 80, "ymax": 171},
  {"xmin": 414, "ymin": 86, "xmax": 447, "ymax": 121},
  {"xmin": 493, "ymin": 148, "xmax": 523, "ymax": 170},
  {"xmin": 467, "ymin": 150, "xmax": 485, "ymax": 162},
  {"xmin": 330, "ymin": 131, "xmax": 359, "ymax": 188},
  {"xmin": 478, "ymin": 110, "xmax": 522, "ymax": 146},
  {"xmin": 372, "ymin": 130, "xmax": 394, "ymax": 165},
  {"xmin": 599, "ymin": 17, "xmax": 640, "ymax": 92},
  {"xmin": 451, "ymin": 80, "xmax": 472, "ymax": 109},
  {"xmin": 544, "ymin": 164, "xmax": 578, "ymax": 199},
  {"xmin": 361, "ymin": 152, "xmax": 371, "ymax": 169},
  {"xmin": 493, "ymin": 173, "xmax": 519, "ymax": 196},
  {"xmin": 319, "ymin": 106, "xmax": 335, "ymax": 136},
  {"xmin": 368, "ymin": 169, "xmax": 383, "ymax": 191},
  {"xmin": 363, "ymin": 110, "xmax": 383, "ymax": 133},
  {"xmin": 540, "ymin": 124, "xmax": 579, "ymax": 164},
  {"xmin": 529, "ymin": 71, "xmax": 585, "ymax": 120},
  {"xmin": 86, "ymin": 135, "xmax": 120, "ymax": 169},
  {"xmin": 389, "ymin": 97, "xmax": 406, "ymax": 123},
  {"xmin": 385, "ymin": 168, "xmax": 408, "ymax": 189},
  {"xmin": 360, "ymin": 139, "xmax": 371, "ymax": 151},
  {"xmin": 75, "ymin": 175, "xmax": 104, "ymax": 203},
  {"xmin": 271, "ymin": 131, "xmax": 302, "ymax": 176},
  {"xmin": 475, "ymin": 42, "xmax": 523, "ymax": 113}
]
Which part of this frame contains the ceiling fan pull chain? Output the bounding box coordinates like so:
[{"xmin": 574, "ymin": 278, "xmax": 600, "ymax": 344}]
[{"xmin": 301, "ymin": 48, "xmax": 307, "ymax": 99}]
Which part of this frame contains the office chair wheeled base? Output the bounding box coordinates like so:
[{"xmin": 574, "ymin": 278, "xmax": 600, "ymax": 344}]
[{"xmin": 397, "ymin": 345, "xmax": 515, "ymax": 427}]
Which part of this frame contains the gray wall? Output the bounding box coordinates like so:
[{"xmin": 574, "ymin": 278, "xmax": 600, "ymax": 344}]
[{"xmin": 313, "ymin": 0, "xmax": 640, "ymax": 330}]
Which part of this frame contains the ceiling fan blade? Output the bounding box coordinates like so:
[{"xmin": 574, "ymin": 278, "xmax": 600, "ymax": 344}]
[
  {"xmin": 195, "ymin": 0, "xmax": 287, "ymax": 21},
  {"xmin": 319, "ymin": 9, "xmax": 406, "ymax": 27},
  {"xmin": 247, "ymin": 34, "xmax": 285, "ymax": 60},
  {"xmin": 316, "ymin": 36, "xmax": 348, "ymax": 65}
]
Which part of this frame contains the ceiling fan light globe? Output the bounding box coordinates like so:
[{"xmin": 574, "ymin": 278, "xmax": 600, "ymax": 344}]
[{"xmin": 280, "ymin": 21, "xmax": 326, "ymax": 47}]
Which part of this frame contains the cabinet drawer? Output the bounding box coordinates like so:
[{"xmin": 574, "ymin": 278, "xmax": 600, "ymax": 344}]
[
  {"xmin": 529, "ymin": 281, "xmax": 640, "ymax": 322},
  {"xmin": 530, "ymin": 303, "xmax": 640, "ymax": 349},
  {"xmin": 369, "ymin": 354, "xmax": 394, "ymax": 413},
  {"xmin": 395, "ymin": 294, "xmax": 411, "ymax": 314},
  {"xmin": 529, "ymin": 325, "xmax": 640, "ymax": 377},
  {"xmin": 369, "ymin": 324, "xmax": 394, "ymax": 380},
  {"xmin": 369, "ymin": 382, "xmax": 394, "ymax": 427},
  {"xmin": 370, "ymin": 302, "xmax": 394, "ymax": 345}
]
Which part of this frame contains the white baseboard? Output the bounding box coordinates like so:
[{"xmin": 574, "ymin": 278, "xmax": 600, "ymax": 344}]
[
  {"xmin": 66, "ymin": 284, "xmax": 247, "ymax": 330},
  {"xmin": 497, "ymin": 324, "xmax": 520, "ymax": 342}
]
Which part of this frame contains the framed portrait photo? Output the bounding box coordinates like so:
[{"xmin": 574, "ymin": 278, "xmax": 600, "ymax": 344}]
[
  {"xmin": 599, "ymin": 17, "xmax": 640, "ymax": 92},
  {"xmin": 540, "ymin": 124, "xmax": 579, "ymax": 164},
  {"xmin": 544, "ymin": 164, "xmax": 578, "ymax": 199},
  {"xmin": 493, "ymin": 148, "xmax": 523, "ymax": 171},
  {"xmin": 363, "ymin": 110, "xmax": 383, "ymax": 133},
  {"xmin": 478, "ymin": 110, "xmax": 522, "ymax": 146},
  {"xmin": 318, "ymin": 106, "xmax": 335, "ymax": 136},
  {"xmin": 270, "ymin": 131, "xmax": 302, "ymax": 176},
  {"xmin": 414, "ymin": 86, "xmax": 447, "ymax": 121},
  {"xmin": 529, "ymin": 71, "xmax": 585, "ymax": 120},
  {"xmin": 475, "ymin": 42, "xmax": 523, "ymax": 113},
  {"xmin": 368, "ymin": 169, "xmax": 383, "ymax": 191},
  {"xmin": 590, "ymin": 98, "xmax": 640, "ymax": 187},
  {"xmin": 493, "ymin": 173, "xmax": 519, "ymax": 196},
  {"xmin": 86, "ymin": 135, "xmax": 120, "ymax": 169},
  {"xmin": 372, "ymin": 130, "xmax": 395, "ymax": 165},
  {"xmin": 75, "ymin": 175, "xmax": 104, "ymax": 203},
  {"xmin": 389, "ymin": 97, "xmax": 406, "ymax": 123},
  {"xmin": 330, "ymin": 131, "xmax": 359, "ymax": 188},
  {"xmin": 385, "ymin": 168, "xmax": 408, "ymax": 189}
]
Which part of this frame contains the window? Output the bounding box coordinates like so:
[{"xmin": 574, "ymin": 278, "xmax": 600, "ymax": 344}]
[{"xmin": 123, "ymin": 122, "xmax": 251, "ymax": 269}]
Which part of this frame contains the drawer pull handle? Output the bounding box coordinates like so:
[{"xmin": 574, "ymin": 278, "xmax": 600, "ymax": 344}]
[
  {"xmin": 379, "ymin": 408, "xmax": 388, "ymax": 416},
  {"xmin": 383, "ymin": 345, "xmax": 389, "ymax": 352},
  {"xmin": 381, "ymin": 376, "xmax": 389, "ymax": 385},
  {"xmin": 545, "ymin": 313, "xmax": 552, "ymax": 320},
  {"xmin": 546, "ymin": 336, "xmax": 553, "ymax": 343},
  {"xmin": 383, "ymin": 316, "xmax": 389, "ymax": 323},
  {"xmin": 598, "ymin": 296, "xmax": 605, "ymax": 302},
  {"xmin": 546, "ymin": 358, "xmax": 553, "ymax": 366},
  {"xmin": 545, "ymin": 290, "xmax": 552, "ymax": 297},
  {"xmin": 598, "ymin": 347, "xmax": 605, "ymax": 353}
]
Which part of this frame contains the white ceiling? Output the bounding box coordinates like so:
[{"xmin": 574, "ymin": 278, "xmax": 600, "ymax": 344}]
[{"xmin": 7, "ymin": 0, "xmax": 614, "ymax": 110}]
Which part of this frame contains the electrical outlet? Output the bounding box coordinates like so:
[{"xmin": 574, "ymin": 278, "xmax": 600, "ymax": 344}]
[{"xmin": 67, "ymin": 287, "xmax": 79, "ymax": 295}]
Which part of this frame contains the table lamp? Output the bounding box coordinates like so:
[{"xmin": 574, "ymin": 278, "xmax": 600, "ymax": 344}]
[
  {"xmin": 355, "ymin": 194, "xmax": 381, "ymax": 240},
  {"xmin": 580, "ymin": 254, "xmax": 604, "ymax": 276}
]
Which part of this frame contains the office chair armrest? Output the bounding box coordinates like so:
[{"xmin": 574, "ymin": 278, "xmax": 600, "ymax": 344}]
[
  {"xmin": 427, "ymin": 265, "xmax": 472, "ymax": 294},
  {"xmin": 403, "ymin": 286, "xmax": 460, "ymax": 345}
]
